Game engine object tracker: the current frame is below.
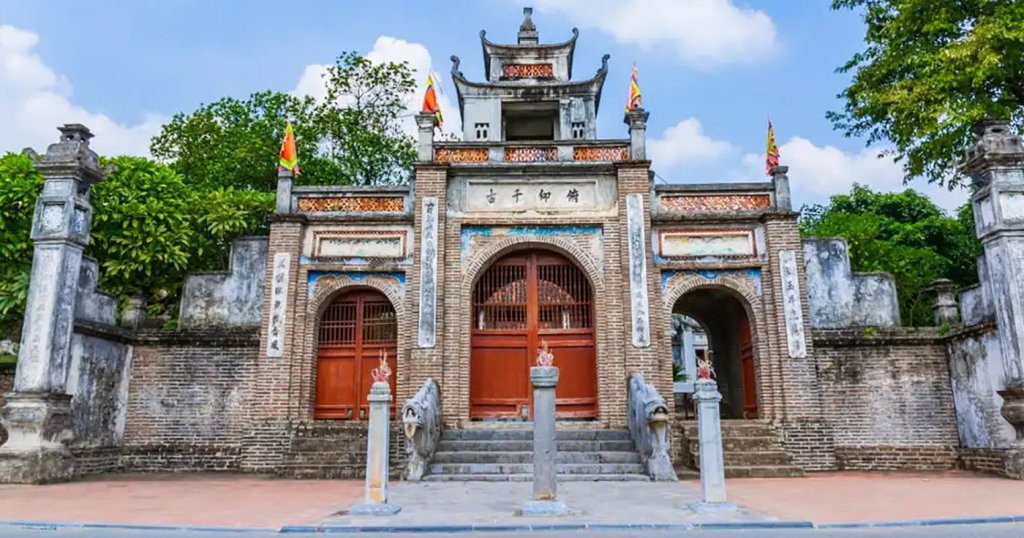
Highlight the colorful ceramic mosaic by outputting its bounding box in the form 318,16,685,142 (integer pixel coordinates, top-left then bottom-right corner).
434,147,490,163
659,194,771,212
503,63,554,79
505,146,558,162
297,196,404,213
573,145,628,161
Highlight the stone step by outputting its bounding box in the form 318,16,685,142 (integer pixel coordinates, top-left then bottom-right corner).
441,429,630,441
686,436,783,452
691,450,794,467
431,451,641,465
680,420,778,437
427,462,646,476
435,439,635,452
422,473,651,482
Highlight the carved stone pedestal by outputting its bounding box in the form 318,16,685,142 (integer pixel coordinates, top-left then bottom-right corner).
997,387,1024,479
0,392,75,484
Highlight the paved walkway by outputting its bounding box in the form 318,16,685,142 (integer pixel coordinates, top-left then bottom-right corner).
0,471,1022,530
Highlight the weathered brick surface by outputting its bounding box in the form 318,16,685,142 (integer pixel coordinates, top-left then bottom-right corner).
0,368,13,446
959,447,1009,476
811,328,959,471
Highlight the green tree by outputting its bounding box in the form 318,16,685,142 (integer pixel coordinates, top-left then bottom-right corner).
829,0,1024,187
0,153,44,339
801,185,981,325
151,51,416,190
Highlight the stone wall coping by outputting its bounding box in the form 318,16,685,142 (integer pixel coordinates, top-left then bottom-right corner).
292,185,411,195
654,182,774,193
302,213,414,224
132,328,260,347
435,139,631,148
945,321,998,340
74,320,134,344
812,327,945,346
651,212,782,223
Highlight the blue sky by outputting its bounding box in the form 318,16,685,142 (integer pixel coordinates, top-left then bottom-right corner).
0,0,970,211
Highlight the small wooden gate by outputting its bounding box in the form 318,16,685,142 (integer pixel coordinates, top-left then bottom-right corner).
315,290,397,419
470,250,597,419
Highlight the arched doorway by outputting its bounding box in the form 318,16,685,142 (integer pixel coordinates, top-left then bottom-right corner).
470,249,597,419
672,287,758,419
315,289,397,419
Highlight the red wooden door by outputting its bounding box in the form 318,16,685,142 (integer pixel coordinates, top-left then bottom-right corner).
315,290,397,419
471,251,597,419
738,313,758,418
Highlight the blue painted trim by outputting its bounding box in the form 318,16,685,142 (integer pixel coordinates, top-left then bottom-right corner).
307,271,406,298
661,268,763,295
460,225,603,266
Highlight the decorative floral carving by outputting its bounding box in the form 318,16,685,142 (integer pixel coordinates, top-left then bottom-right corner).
535,340,554,367
505,146,558,162
371,350,393,383
297,196,404,213
503,63,554,79
573,145,628,161
659,194,771,212
434,147,489,163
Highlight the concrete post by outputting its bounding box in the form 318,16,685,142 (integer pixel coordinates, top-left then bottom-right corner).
415,113,437,163
770,165,792,211
120,295,147,330
959,120,1024,477
0,124,105,484
624,108,649,161
929,278,960,326
691,378,735,509
521,366,568,516
275,170,293,214
350,379,400,516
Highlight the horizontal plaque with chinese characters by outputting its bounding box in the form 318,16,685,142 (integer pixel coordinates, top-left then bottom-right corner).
779,250,807,359
466,182,597,212
313,231,406,259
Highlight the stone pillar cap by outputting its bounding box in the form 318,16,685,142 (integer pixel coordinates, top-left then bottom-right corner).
530,366,559,387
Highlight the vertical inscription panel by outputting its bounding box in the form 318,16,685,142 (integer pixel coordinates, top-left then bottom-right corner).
418,197,439,348
626,193,651,347
266,253,291,358
779,250,807,358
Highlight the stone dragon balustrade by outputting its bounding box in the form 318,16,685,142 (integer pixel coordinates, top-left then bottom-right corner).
401,379,442,481
627,373,677,481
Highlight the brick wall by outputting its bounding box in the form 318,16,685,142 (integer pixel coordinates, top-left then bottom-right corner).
0,367,12,446
812,328,960,471
122,329,259,472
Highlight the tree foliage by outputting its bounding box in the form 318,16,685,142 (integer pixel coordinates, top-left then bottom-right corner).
801,185,981,326
830,0,1024,187
151,51,416,190
0,153,44,338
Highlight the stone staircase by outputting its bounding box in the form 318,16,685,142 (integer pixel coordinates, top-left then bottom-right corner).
678,420,803,478
423,427,651,481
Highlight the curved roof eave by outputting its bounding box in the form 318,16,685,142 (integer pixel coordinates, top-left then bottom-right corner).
480,28,579,80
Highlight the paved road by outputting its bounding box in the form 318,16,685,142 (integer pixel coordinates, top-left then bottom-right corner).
1,522,1022,538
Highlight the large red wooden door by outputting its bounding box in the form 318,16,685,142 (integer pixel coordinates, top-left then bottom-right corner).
471,250,597,419
315,290,397,419
738,313,758,418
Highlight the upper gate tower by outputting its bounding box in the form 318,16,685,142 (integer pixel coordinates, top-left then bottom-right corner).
452,7,608,142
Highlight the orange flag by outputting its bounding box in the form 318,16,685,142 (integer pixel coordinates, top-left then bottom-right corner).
625,63,642,112
278,122,299,175
421,73,443,128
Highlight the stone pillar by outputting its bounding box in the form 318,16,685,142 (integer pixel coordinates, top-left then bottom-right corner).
350,379,401,516
624,108,650,161
522,366,568,516
415,113,437,163
120,295,147,330
692,378,732,508
929,278,960,326
959,119,1024,478
0,124,105,484
770,165,792,211
275,169,293,214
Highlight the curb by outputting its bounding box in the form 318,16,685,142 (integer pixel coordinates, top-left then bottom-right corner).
283,520,817,533
0,520,277,534
817,514,1024,529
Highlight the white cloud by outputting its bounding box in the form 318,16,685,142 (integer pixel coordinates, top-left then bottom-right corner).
648,117,735,167
738,136,970,212
292,35,461,137
533,0,777,66
0,25,164,157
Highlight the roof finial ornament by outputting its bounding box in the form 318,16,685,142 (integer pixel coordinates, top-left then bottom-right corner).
518,7,539,45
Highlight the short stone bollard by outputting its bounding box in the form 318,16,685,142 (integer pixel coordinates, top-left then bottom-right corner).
689,373,737,512
349,356,400,516
521,362,568,516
